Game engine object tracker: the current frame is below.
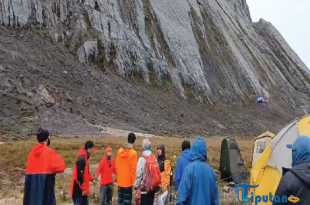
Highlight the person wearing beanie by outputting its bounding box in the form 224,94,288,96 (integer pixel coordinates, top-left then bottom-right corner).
23,127,66,205
96,147,116,205
157,144,172,192
175,140,192,191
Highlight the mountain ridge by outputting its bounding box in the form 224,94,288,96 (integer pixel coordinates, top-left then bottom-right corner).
0,0,309,137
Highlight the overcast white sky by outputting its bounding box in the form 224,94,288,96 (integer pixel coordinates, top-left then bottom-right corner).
247,0,310,69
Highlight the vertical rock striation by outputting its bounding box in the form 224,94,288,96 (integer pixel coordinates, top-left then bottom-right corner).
0,0,309,103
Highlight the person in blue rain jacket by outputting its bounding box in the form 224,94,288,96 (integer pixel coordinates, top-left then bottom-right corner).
273,135,310,205
175,140,191,191
177,137,219,205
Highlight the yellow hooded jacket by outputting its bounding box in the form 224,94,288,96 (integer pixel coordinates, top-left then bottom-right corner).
160,160,172,192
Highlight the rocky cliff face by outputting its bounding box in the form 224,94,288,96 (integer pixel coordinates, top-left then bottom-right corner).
0,0,309,136
1,0,309,102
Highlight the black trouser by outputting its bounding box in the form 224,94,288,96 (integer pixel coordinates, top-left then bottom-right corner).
141,192,155,205
100,183,114,205
72,196,89,205
118,186,132,205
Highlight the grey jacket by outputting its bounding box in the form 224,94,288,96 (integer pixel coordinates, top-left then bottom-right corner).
134,150,152,190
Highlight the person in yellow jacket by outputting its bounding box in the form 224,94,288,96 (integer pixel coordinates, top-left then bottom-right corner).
157,144,172,192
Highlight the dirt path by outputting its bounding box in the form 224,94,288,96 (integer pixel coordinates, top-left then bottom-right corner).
92,125,164,138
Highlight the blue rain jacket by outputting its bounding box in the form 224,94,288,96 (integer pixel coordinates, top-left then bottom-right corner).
291,135,310,167
177,138,219,205
273,135,310,205
175,149,191,191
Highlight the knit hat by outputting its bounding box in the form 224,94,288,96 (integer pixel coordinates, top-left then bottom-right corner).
106,147,112,153
37,128,49,143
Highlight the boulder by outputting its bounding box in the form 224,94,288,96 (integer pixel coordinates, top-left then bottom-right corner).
38,85,55,107
77,41,99,65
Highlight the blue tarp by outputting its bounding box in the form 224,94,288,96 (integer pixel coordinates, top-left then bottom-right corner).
257,97,264,103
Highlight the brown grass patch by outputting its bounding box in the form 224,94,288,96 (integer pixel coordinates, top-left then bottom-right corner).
0,136,254,204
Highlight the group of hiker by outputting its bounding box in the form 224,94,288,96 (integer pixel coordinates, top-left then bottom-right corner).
21,127,310,205
22,128,219,205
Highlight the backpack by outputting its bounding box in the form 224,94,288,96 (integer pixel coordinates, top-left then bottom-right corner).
143,154,161,193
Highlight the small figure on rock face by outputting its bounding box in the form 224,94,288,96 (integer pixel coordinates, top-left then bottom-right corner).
257,96,265,104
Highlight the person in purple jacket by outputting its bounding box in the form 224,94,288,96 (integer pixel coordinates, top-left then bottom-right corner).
175,140,192,191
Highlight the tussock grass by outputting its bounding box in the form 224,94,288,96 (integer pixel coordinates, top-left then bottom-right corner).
0,136,253,173
0,136,254,204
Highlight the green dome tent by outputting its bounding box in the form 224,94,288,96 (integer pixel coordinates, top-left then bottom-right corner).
219,139,247,184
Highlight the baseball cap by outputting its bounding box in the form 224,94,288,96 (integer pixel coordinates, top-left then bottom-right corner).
286,144,293,149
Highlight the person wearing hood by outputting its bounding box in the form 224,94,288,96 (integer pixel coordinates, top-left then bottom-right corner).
115,133,138,205
177,138,219,205
157,144,172,192
96,147,116,205
23,128,65,205
175,140,191,191
273,135,310,205
71,141,97,205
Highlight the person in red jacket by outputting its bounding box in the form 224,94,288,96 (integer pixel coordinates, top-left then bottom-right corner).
23,128,65,205
71,141,97,205
96,147,116,205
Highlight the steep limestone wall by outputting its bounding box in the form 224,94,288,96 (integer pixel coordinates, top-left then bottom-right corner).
1,0,309,104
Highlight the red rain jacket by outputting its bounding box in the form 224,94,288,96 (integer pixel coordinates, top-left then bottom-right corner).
71,148,94,196
23,143,65,205
96,155,116,186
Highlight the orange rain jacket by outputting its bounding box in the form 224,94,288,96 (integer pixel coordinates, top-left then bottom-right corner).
115,143,138,187
23,143,65,205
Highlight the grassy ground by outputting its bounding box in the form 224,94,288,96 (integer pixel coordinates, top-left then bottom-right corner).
0,136,254,204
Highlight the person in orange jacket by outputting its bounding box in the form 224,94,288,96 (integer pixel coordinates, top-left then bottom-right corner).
157,144,172,192
23,128,65,205
115,133,138,205
71,141,97,205
96,147,116,205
